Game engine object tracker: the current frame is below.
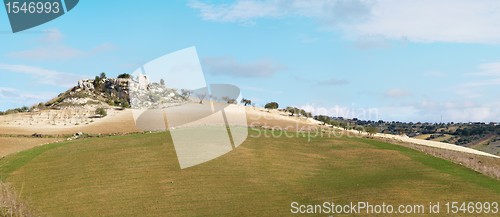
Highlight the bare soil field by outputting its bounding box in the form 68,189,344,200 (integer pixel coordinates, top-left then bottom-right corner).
0,105,319,136
0,137,62,158
0,109,139,135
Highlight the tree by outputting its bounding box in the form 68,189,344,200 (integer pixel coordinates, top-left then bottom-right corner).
221,96,236,104
160,79,165,86
240,98,252,106
397,128,406,135
95,108,107,117
355,126,364,133
314,115,331,123
180,89,192,100
366,126,378,137
117,73,131,79
196,93,207,104
100,72,107,80
93,76,101,86
286,107,298,116
120,99,130,109
299,109,312,118
339,122,347,130
264,102,279,110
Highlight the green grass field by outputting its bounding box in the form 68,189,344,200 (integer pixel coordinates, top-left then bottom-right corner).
1,130,499,216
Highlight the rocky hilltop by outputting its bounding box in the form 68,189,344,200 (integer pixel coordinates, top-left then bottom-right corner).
42,77,129,109
0,73,191,128
45,73,189,110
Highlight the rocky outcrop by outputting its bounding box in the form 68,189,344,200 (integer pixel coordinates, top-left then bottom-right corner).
75,78,130,97
52,75,189,109
129,76,187,109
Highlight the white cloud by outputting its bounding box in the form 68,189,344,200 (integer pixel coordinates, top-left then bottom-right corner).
454,61,500,98
188,0,284,25
298,34,319,44
0,87,57,111
301,103,380,120
190,0,500,44
316,78,349,86
0,63,87,88
8,28,116,60
357,0,500,43
189,0,372,25
40,28,64,43
413,99,500,123
294,76,350,86
473,62,500,77
423,70,446,78
0,87,54,101
461,78,500,88
203,57,283,77
301,100,500,123
90,43,117,54
0,87,19,98
384,88,411,98
9,45,85,60
240,85,283,94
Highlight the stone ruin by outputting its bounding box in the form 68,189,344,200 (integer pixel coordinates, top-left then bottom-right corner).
129,73,189,109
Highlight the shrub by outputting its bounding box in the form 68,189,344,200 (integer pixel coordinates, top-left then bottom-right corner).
106,99,115,106
95,108,107,117
264,102,279,110
117,73,131,79
120,99,130,109
366,126,378,136
241,98,252,106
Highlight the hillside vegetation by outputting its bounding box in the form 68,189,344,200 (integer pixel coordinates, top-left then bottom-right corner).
313,115,500,156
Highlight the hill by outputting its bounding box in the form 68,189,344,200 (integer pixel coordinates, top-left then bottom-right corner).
313,115,500,156
1,131,499,216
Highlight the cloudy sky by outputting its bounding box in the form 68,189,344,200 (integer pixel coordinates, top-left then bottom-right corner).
0,0,499,122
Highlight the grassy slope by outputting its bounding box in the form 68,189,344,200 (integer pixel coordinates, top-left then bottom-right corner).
0,131,499,216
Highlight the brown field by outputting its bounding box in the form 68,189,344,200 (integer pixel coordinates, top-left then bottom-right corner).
413,133,453,142
0,106,318,136
0,137,62,158
0,109,139,135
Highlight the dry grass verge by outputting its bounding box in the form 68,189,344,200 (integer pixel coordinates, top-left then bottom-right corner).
0,181,33,217
377,137,500,180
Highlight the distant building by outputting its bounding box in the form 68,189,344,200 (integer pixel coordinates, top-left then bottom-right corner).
137,74,150,90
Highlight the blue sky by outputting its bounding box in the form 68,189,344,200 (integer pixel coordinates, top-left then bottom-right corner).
0,0,499,122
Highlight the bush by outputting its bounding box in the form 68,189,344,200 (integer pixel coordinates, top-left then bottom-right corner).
366,126,378,136
120,99,130,109
95,108,107,117
117,73,131,79
264,102,279,110
241,98,252,106
106,99,115,106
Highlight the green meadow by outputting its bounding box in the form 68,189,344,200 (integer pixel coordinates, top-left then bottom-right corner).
0,130,499,216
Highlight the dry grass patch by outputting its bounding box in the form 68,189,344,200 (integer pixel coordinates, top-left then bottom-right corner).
0,137,62,158
0,181,33,217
